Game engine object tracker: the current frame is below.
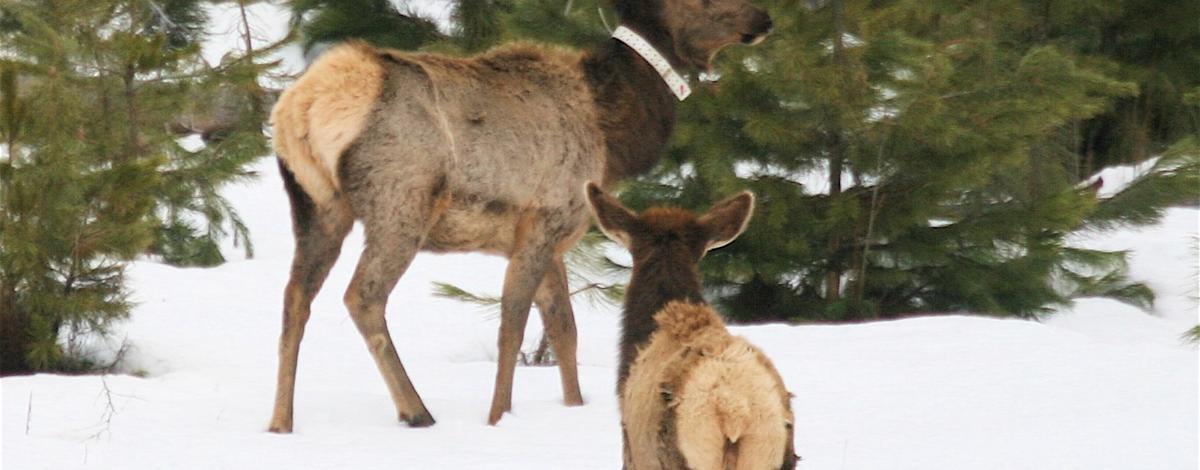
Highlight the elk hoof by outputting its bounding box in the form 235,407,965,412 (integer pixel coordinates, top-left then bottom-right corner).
267,423,293,434
487,408,506,426
401,412,436,428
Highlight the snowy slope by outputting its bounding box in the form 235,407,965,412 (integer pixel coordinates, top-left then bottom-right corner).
4,3,1198,469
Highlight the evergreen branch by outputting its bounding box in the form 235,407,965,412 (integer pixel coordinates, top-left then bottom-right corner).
431,282,501,307
431,235,630,314
1183,325,1200,345
569,282,617,297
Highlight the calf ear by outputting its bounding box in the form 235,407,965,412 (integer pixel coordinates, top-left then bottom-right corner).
697,191,754,252
584,182,637,247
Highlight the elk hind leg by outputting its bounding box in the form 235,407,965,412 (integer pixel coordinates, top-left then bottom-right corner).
532,256,583,407
343,187,445,427
488,216,557,425
269,161,353,433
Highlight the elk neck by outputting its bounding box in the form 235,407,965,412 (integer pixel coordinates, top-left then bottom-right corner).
582,25,683,186
616,249,706,387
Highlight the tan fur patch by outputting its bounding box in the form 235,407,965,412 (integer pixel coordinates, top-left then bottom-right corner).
622,331,679,470
623,301,791,470
676,341,789,469
653,301,725,344
271,42,385,204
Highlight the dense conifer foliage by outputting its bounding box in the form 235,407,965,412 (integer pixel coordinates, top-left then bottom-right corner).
0,0,274,373
293,0,1196,322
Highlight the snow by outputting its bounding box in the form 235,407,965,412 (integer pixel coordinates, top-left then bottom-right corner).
394,0,456,32
4,156,1195,470
3,3,1198,469
1065,207,1199,328
734,160,863,196
1080,157,1161,199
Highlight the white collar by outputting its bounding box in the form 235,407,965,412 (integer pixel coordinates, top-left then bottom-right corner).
611,26,691,101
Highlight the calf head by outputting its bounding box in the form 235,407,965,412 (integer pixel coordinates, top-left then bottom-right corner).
584,182,754,268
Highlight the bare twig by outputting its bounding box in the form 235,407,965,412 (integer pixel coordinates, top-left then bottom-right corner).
597,6,613,33
520,335,555,366
238,1,255,58
854,131,889,306
144,0,179,31
86,376,118,441
99,337,133,374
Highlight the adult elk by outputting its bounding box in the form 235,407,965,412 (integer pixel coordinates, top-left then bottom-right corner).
267,0,772,431
585,183,797,469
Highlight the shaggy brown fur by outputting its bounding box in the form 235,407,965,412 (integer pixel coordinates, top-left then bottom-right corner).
267,0,772,432
585,183,796,470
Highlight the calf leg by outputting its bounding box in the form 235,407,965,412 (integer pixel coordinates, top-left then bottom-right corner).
269,165,353,433
533,256,583,407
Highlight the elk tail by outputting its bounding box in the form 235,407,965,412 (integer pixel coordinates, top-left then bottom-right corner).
270,41,384,206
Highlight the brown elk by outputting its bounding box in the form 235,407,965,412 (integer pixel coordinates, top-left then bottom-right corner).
266,0,773,431
585,183,796,469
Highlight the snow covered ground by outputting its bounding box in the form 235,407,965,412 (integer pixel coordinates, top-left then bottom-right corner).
3,2,1198,469
3,157,1196,470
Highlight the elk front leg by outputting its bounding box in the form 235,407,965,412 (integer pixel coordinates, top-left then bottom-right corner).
488,218,556,425
533,256,583,407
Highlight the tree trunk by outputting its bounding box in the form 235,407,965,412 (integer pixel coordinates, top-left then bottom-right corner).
238,0,265,117
824,0,848,305
122,64,140,161
825,148,843,304
0,285,32,376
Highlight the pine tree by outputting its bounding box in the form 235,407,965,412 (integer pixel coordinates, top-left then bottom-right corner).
619,0,1195,321
0,0,272,373
290,0,443,54
1052,0,1200,174
501,0,610,47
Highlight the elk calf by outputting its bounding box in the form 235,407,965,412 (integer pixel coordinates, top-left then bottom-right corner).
585,183,796,470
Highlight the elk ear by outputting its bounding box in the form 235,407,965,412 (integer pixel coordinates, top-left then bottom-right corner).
697,191,754,252
585,182,637,247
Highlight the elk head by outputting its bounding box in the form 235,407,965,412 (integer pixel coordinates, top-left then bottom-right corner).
612,0,773,72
